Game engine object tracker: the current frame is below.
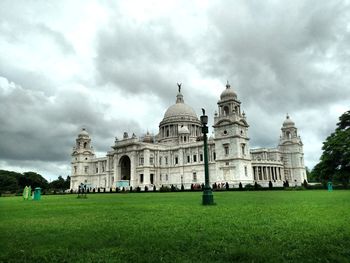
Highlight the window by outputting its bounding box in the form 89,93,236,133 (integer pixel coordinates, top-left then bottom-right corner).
200,154,203,162
85,157,88,160
102,165,105,172
159,157,162,165
223,130,228,135
175,156,178,164
74,166,77,173
166,174,168,181
241,144,246,156
224,145,229,155
150,174,154,184
150,157,154,165
245,166,248,177
96,167,98,173
166,129,169,137
140,174,144,184
83,142,87,148
165,157,168,165
160,174,162,181
193,172,197,182
223,106,229,116
193,155,197,162
139,157,144,165
84,166,88,174
213,152,216,160
187,156,190,163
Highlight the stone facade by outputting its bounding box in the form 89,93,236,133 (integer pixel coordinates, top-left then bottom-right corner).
70,83,307,190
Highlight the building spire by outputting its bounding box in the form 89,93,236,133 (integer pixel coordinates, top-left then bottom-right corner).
226,80,230,89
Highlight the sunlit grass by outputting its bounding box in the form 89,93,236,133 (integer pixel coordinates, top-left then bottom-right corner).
1,191,349,262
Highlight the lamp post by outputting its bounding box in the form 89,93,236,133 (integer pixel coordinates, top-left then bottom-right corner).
200,108,214,205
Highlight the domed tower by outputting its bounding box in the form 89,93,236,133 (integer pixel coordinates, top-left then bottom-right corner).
70,128,95,189
213,82,253,184
278,114,307,185
158,84,202,144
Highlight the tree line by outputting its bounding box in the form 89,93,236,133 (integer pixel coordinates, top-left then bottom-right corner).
0,170,70,194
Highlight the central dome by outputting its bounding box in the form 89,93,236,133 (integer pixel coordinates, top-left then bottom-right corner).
162,88,198,121
164,103,197,119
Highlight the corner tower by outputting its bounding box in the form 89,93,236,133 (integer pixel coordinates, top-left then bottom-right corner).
278,115,307,184
70,128,95,189
213,82,253,184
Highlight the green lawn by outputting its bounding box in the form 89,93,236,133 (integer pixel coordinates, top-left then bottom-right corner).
0,191,349,262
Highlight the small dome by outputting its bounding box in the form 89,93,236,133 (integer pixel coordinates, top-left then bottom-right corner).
178,125,190,134
78,128,89,137
143,131,154,143
283,114,295,127
220,82,237,101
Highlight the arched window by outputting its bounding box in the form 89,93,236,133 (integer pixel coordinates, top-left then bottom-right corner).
223,106,229,116
83,142,87,148
286,131,291,139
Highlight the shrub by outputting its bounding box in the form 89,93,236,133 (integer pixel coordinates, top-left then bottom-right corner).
160,185,171,192
136,186,141,192
153,185,156,192
225,182,229,190
130,186,133,192
181,184,184,191
254,182,262,190
239,182,243,190
144,186,148,192
244,184,254,190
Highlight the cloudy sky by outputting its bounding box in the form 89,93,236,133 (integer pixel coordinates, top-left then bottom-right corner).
0,0,349,181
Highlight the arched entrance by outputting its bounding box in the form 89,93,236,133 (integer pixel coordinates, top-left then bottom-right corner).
119,155,131,180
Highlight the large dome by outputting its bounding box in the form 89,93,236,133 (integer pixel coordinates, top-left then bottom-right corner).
162,89,198,121
220,82,237,100
163,103,197,120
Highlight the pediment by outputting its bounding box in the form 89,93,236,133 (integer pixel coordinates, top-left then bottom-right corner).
214,119,233,126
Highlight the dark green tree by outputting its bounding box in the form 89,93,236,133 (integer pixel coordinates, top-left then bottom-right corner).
50,176,66,191
0,174,18,193
21,172,49,190
313,110,350,186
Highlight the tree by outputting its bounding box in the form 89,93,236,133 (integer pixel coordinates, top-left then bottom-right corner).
50,176,66,191
0,174,18,193
313,110,350,186
22,172,49,190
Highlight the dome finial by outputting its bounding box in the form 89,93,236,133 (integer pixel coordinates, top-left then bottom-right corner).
286,113,289,119
226,80,230,89
176,83,184,103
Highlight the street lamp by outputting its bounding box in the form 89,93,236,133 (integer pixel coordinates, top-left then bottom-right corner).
200,108,214,205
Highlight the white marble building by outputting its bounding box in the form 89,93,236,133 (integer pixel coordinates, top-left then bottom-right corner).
70,83,307,190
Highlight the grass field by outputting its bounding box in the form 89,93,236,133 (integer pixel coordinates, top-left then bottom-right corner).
1,191,349,262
